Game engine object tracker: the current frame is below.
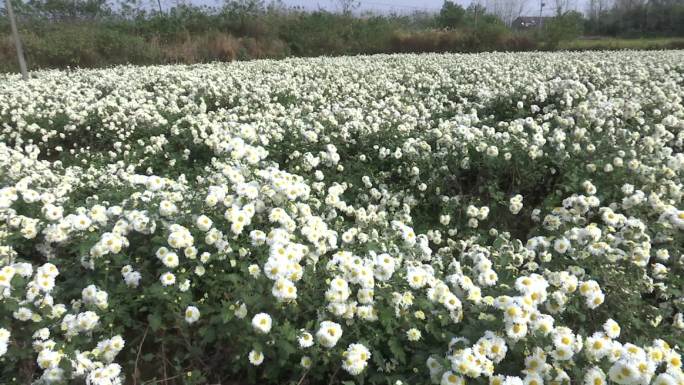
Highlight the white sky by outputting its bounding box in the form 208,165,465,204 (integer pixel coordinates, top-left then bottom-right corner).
276,0,586,15
1,0,588,16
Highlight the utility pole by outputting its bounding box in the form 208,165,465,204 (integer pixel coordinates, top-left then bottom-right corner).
4,0,28,80
538,0,545,31
157,0,163,14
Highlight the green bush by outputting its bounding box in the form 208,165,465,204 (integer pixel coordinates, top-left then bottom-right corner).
18,24,159,69
544,11,585,49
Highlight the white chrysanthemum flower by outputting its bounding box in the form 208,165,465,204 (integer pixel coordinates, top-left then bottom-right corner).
298,331,314,348
342,343,371,375
406,328,422,342
248,350,264,366
251,313,272,334
184,306,200,324
316,321,342,348
604,319,621,339
160,272,176,286
196,215,213,232
300,355,312,368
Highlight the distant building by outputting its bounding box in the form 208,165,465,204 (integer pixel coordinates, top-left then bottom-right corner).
512,16,553,29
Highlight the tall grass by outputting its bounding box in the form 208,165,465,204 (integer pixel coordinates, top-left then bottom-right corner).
559,37,684,50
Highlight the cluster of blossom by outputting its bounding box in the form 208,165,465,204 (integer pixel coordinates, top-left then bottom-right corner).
120,265,141,287
323,251,380,318
263,239,307,302
465,205,490,228
0,262,32,297
0,51,683,384
30,328,124,384
342,343,372,375
95,335,126,363
509,194,524,215
81,285,109,310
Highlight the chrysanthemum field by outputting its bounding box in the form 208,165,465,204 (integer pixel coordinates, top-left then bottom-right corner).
1,51,683,385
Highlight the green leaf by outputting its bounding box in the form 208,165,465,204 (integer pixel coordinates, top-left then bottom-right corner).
388,337,406,364
201,326,216,343
221,307,234,323
379,308,395,332
148,313,162,332
281,321,296,340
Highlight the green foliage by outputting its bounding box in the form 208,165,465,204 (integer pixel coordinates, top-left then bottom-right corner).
19,24,160,68
586,0,684,37
543,11,585,49
438,1,466,29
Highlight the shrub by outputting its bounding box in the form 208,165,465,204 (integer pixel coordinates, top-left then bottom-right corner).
544,11,585,49
438,1,466,29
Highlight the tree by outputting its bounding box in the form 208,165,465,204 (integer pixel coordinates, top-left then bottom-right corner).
223,0,265,13
466,1,488,17
25,0,112,20
587,0,611,19
438,1,466,28
553,0,576,15
485,0,528,26
466,1,488,27
586,0,611,33
336,0,359,14
545,10,585,47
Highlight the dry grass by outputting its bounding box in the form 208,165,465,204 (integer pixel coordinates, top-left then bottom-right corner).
389,29,536,54
112,32,289,65
152,33,242,63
